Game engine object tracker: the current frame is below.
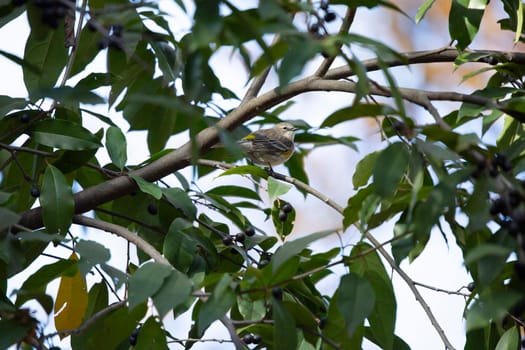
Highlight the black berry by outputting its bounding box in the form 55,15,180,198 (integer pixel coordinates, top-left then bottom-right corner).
244,226,255,236
490,198,505,215
87,19,97,32
278,210,288,221
222,235,234,246
324,11,336,22
258,258,270,268
129,326,140,346
147,203,157,215
30,186,40,198
509,190,522,207
20,113,30,123
282,203,293,213
318,317,327,329
111,24,123,37
235,232,246,243
272,287,283,300
252,334,262,344
467,282,475,292
97,38,109,50
242,334,255,344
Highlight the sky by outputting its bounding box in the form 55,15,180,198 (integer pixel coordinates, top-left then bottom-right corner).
0,1,495,349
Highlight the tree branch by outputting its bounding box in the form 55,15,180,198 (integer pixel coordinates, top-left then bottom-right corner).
18,48,525,231
72,215,171,266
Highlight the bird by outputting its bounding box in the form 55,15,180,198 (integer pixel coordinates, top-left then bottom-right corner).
237,122,298,168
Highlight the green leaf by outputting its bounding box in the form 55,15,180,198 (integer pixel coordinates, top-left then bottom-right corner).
163,187,197,219
278,36,321,86
106,126,127,170
163,218,197,273
205,185,261,201
273,297,297,350
135,317,169,350
197,274,236,335
353,151,379,189
336,274,375,337
76,240,111,276
267,176,292,203
40,165,74,235
32,86,105,105
23,4,68,95
71,302,146,350
129,174,163,200
18,259,76,293
69,23,103,78
272,230,333,272
152,269,193,317
449,0,487,50
466,290,521,331
349,242,396,350
495,326,519,350
373,142,409,197
0,95,27,118
0,208,20,231
128,262,173,310
415,0,436,23
30,119,102,150
321,104,397,128
0,318,37,350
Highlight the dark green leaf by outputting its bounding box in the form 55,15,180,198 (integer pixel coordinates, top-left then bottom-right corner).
197,274,236,335
152,269,193,317
106,126,127,170
23,4,68,95
353,151,379,189
273,297,297,350
271,199,296,239
349,242,396,350
135,317,169,350
128,262,173,310
129,174,162,200
76,240,111,276
449,0,487,50
163,187,197,219
272,230,333,272
373,142,409,197
0,95,27,119
32,86,105,105
163,218,197,273
30,119,102,150
336,274,375,336
321,104,397,128
40,165,74,235
71,302,146,350
0,318,37,350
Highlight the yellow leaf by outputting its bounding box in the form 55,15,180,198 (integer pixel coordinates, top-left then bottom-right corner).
54,252,88,338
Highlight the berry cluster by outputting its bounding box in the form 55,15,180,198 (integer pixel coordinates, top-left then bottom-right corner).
222,226,256,246
278,202,293,222
33,0,73,29
242,333,262,345
472,153,513,178
307,0,337,37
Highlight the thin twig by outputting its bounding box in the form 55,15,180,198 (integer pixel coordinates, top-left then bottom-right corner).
314,8,356,77
44,300,126,339
414,281,471,297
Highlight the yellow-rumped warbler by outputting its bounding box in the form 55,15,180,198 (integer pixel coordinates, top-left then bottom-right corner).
238,122,298,167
